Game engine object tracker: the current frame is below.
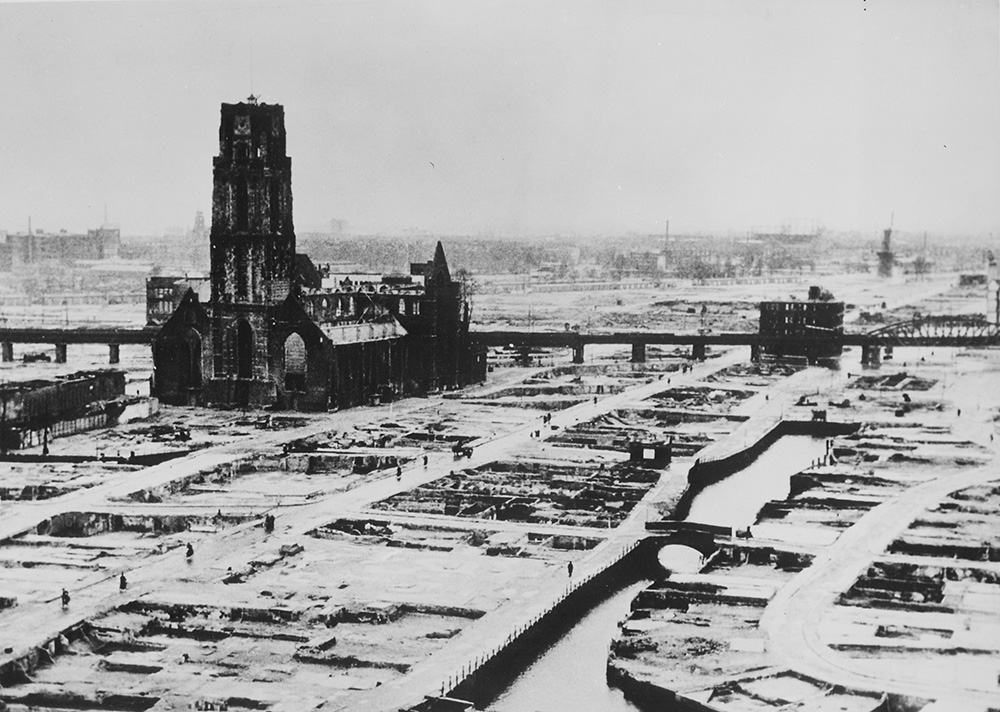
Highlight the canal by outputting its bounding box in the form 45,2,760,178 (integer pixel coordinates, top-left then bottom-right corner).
481,433,829,710
485,580,649,712
683,434,829,529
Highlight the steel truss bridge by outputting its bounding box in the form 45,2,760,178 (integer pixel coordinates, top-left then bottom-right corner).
0,316,997,365
859,314,1000,347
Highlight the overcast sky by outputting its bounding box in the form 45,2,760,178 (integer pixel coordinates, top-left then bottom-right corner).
1,0,997,238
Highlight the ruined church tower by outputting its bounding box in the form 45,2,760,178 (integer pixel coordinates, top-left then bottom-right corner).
208,98,295,402
210,98,295,304
152,97,486,411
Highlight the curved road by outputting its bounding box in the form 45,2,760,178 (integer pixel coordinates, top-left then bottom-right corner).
760,457,1000,707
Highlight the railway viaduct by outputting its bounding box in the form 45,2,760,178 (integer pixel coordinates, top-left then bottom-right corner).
0,315,997,367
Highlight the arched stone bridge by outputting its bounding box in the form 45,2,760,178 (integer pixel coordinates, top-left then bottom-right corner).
644,521,728,558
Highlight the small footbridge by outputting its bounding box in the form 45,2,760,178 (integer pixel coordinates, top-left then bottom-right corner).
643,520,729,558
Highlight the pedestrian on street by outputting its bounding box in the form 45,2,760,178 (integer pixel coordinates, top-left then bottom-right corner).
423,454,428,467
61,589,70,609
567,562,574,578
119,574,128,591
186,543,194,559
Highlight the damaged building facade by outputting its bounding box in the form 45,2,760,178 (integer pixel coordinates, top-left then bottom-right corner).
758,285,845,363
153,99,485,411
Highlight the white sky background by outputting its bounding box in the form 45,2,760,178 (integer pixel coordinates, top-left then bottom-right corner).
0,0,997,238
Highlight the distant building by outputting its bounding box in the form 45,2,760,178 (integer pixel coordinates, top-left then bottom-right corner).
191,211,208,242
0,225,120,270
329,218,349,236
88,225,121,260
758,286,844,363
152,98,485,411
750,230,819,246
957,274,987,287
877,227,894,278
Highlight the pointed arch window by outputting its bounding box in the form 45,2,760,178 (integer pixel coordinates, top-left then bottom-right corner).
234,177,249,231
284,333,307,391
234,320,254,378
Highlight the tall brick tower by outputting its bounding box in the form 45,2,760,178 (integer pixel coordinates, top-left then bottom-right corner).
208,96,295,403
211,97,294,304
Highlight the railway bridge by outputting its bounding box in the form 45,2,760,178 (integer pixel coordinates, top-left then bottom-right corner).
0,315,996,367
473,315,1000,365
0,326,159,364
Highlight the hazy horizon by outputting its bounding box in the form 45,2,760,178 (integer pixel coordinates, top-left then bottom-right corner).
1,0,998,239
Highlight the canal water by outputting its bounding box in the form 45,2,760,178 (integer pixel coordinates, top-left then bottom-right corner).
683,434,828,529
485,580,648,712
483,433,828,710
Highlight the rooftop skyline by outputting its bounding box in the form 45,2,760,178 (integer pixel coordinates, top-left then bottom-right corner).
1,0,998,238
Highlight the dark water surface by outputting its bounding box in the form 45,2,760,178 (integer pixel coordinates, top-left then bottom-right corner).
484,580,648,712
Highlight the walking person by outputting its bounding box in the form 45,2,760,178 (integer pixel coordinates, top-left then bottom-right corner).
119,573,128,591
61,588,70,609
567,561,574,578
186,543,194,560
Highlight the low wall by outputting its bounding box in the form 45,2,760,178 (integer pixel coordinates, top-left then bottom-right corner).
0,450,189,466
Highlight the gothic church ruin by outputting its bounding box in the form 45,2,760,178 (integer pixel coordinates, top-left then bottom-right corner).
153,98,485,410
